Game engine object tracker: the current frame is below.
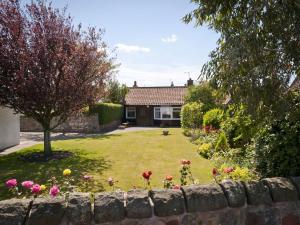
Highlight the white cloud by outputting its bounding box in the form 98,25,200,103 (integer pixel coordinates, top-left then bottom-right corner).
161,34,178,43
115,43,151,53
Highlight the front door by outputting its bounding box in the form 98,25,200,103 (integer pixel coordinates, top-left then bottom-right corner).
136,107,152,126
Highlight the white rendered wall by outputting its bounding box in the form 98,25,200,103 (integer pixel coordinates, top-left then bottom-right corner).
0,107,20,150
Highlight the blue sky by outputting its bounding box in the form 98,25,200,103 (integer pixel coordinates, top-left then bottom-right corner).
26,0,220,86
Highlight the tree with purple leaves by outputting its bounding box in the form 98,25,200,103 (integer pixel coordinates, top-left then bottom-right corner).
0,0,113,156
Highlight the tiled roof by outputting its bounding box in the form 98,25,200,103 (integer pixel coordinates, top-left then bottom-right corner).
124,86,187,105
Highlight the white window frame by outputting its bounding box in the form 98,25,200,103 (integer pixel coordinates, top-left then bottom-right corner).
126,107,136,119
153,106,181,120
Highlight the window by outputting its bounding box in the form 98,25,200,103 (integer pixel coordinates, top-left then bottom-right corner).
126,107,136,119
154,107,181,120
172,107,181,119
154,107,161,119
161,107,172,119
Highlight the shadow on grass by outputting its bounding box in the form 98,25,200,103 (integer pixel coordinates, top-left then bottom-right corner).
0,148,112,200
21,132,122,142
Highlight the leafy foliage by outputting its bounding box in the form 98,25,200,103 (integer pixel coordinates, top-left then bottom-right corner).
0,0,113,155
221,105,254,148
180,102,204,129
215,132,229,153
203,108,224,129
185,82,216,112
184,0,300,118
255,118,300,177
104,77,129,103
214,164,256,182
89,103,123,125
198,143,213,159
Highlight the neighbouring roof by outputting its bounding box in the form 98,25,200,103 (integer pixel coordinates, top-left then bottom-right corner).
124,86,188,106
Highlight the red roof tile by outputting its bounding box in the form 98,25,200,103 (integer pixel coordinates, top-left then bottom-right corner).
125,86,187,105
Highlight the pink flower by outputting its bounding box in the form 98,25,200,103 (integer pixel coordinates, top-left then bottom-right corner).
31,184,41,194
173,184,181,190
108,177,114,186
5,179,17,188
21,181,34,189
83,175,92,181
49,185,60,197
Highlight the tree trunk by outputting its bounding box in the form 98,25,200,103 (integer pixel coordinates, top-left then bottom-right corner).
43,129,52,156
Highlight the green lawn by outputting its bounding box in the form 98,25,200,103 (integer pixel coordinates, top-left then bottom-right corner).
0,128,213,200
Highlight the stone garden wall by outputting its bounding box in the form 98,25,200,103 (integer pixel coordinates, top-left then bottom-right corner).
1,177,300,225
20,115,121,133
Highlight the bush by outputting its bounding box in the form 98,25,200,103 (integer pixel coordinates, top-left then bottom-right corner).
214,164,256,182
255,118,300,177
203,108,224,129
181,102,204,129
221,105,254,148
198,143,213,159
215,132,229,153
89,103,123,125
184,82,216,112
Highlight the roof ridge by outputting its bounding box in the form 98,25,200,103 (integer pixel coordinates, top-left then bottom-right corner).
129,86,187,89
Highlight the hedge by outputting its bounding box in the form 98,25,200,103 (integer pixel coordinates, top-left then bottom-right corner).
89,103,123,125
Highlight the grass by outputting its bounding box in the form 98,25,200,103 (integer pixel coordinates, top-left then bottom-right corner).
0,128,213,200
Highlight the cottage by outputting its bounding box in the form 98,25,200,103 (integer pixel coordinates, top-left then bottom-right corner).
124,79,193,126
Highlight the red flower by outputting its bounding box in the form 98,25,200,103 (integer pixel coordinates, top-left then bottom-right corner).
212,168,218,176
223,167,234,173
165,175,173,181
173,184,181,190
142,171,152,180
181,159,191,165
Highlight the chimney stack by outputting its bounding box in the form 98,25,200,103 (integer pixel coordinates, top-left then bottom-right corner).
170,81,174,87
133,81,137,87
187,78,193,86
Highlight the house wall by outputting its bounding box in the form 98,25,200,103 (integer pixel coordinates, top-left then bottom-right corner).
20,114,120,133
0,107,20,150
124,105,181,127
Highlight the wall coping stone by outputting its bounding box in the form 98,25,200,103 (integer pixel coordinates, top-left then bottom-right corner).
126,189,152,219
0,198,31,225
182,184,228,212
1,177,300,224
290,177,300,198
150,189,185,217
243,180,273,205
262,177,298,202
220,179,246,207
94,192,125,223
26,197,65,225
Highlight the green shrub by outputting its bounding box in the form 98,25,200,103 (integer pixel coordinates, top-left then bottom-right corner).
221,105,254,148
255,118,300,177
89,103,123,125
181,102,204,129
198,143,213,159
214,164,257,182
215,132,229,152
203,108,224,129
184,82,216,112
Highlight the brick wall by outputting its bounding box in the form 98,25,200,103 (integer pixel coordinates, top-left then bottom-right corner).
20,115,120,133
1,177,300,225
